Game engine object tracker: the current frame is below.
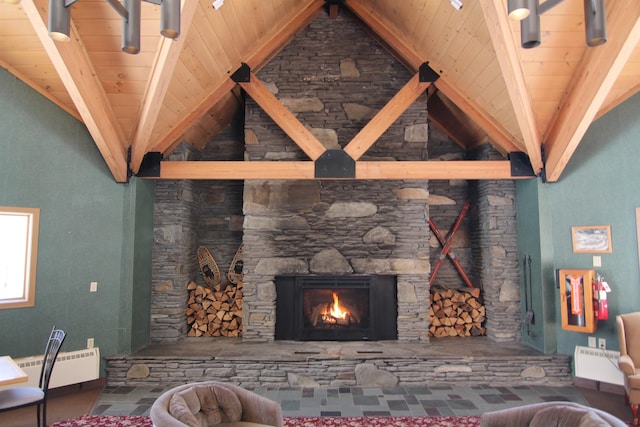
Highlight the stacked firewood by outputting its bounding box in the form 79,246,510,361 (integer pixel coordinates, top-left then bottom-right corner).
429,284,486,337
186,281,243,337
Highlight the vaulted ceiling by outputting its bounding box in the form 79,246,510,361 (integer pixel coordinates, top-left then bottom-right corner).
1,0,639,183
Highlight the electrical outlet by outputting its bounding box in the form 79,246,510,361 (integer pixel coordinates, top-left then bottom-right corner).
87,338,94,348
593,256,602,267
90,281,98,292
588,336,596,348
598,338,606,350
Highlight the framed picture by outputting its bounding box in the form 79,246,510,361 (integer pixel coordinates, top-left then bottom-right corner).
571,225,612,253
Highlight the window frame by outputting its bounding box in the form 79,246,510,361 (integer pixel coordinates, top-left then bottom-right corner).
0,206,40,309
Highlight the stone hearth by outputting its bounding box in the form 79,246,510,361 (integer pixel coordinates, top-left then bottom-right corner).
105,338,571,388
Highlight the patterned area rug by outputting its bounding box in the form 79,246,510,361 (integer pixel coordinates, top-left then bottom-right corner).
51,415,482,426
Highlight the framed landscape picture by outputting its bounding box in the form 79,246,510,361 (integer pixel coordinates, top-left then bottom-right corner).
572,225,612,253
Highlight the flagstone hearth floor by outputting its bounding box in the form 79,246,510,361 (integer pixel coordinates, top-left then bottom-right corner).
93,383,592,418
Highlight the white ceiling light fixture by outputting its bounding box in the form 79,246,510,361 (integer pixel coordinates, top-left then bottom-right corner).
48,0,182,54
450,0,462,10
507,0,607,49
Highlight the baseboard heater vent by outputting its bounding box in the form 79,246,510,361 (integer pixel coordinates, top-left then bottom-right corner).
11,348,100,389
574,345,623,385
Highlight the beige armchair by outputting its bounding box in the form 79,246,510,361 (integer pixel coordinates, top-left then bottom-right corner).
150,381,283,427
480,401,627,427
617,312,640,426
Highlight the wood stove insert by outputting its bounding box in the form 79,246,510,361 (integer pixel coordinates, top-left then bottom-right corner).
275,275,397,341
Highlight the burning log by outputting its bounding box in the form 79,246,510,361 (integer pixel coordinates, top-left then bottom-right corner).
429,284,485,338
186,281,243,337
307,292,361,328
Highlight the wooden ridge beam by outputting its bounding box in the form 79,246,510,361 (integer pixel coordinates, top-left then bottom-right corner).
344,72,430,160
157,160,529,181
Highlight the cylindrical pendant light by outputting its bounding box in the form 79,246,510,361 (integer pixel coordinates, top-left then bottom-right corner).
508,0,531,20
160,0,181,39
48,0,71,42
122,0,141,54
520,0,540,48
584,0,607,47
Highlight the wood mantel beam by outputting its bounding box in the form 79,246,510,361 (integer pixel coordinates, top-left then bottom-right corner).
158,160,529,180
237,72,327,161
343,73,430,161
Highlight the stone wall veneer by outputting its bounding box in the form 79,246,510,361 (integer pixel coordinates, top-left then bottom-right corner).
241,180,432,342
240,11,433,342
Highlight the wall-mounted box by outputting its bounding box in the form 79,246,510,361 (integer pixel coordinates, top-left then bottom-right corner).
558,269,597,333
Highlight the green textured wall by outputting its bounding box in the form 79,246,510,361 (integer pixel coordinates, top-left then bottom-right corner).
0,69,154,366
517,92,640,356
548,92,640,355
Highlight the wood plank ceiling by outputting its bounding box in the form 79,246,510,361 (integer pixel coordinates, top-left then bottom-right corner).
1,0,639,183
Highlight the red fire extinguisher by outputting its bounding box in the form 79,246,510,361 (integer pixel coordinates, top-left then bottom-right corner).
593,273,610,320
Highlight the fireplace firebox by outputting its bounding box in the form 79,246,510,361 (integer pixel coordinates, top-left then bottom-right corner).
275,275,397,341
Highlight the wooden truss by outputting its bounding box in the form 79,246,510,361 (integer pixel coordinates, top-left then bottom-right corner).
140,63,534,181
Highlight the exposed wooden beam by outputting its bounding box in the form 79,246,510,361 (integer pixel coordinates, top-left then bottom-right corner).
161,161,315,180
344,0,520,156
158,160,527,180
479,0,542,174
544,2,640,182
129,0,199,175
343,73,430,160
22,0,129,182
238,72,327,161
149,0,324,158
356,161,528,180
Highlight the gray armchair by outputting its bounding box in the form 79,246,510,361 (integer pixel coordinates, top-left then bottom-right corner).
150,381,283,427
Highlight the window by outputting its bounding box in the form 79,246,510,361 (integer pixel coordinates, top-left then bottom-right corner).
0,206,40,309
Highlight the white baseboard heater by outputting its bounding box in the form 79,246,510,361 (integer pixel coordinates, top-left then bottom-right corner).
4,348,100,389
574,345,623,386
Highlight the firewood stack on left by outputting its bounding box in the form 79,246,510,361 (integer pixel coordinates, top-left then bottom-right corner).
186,281,243,337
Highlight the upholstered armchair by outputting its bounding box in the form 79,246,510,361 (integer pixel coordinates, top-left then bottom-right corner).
617,312,640,426
150,381,283,427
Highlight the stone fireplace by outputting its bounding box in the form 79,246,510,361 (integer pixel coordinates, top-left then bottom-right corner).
150,9,521,346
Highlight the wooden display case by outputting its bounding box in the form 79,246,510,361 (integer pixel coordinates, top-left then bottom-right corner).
558,269,597,333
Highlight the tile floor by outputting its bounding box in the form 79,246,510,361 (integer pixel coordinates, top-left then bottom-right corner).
92,383,590,418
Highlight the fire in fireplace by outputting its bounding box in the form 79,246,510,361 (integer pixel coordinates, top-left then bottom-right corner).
275,275,397,341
